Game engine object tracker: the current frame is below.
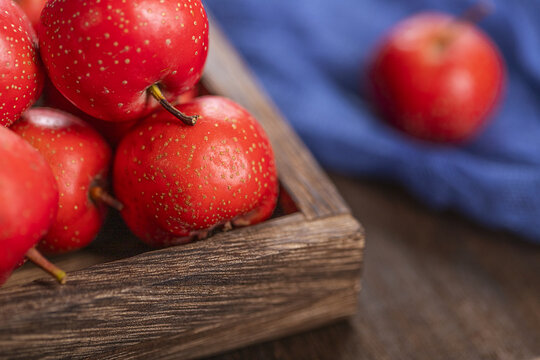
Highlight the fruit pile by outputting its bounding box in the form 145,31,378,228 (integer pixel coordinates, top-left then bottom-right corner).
0,0,279,286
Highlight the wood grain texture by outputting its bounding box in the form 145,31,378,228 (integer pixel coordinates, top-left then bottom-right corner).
207,175,540,360
0,213,363,360
202,17,350,220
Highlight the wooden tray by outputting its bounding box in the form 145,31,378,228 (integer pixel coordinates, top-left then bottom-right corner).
0,18,365,360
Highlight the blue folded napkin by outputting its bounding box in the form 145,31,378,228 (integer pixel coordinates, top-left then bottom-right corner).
204,0,540,243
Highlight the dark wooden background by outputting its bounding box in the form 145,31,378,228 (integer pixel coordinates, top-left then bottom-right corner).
208,174,540,360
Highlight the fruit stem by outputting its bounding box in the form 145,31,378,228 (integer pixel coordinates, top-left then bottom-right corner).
458,1,493,25
90,185,124,211
148,84,198,126
25,248,66,285
438,2,493,49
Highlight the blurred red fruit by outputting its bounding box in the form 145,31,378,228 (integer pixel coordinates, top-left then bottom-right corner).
369,12,505,143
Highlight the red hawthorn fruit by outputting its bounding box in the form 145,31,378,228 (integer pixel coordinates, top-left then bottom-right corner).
114,96,279,247
39,0,209,125
12,108,118,253
0,0,43,127
368,12,505,143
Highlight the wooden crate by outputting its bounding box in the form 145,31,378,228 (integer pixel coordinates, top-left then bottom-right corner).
0,19,365,360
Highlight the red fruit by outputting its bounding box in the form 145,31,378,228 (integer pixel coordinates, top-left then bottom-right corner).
14,0,46,32
0,0,44,127
369,12,505,143
40,0,209,125
12,108,118,253
0,126,58,285
114,96,278,247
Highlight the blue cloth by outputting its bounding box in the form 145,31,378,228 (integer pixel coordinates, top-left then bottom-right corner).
204,0,540,243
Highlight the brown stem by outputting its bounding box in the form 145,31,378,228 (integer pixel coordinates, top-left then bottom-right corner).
458,1,493,25
437,2,493,50
90,185,124,211
148,84,198,126
25,248,66,285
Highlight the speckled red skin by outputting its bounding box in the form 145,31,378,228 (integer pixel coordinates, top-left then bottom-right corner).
369,12,505,143
14,0,46,33
0,0,43,127
39,0,209,122
12,108,112,253
0,126,58,286
114,96,279,247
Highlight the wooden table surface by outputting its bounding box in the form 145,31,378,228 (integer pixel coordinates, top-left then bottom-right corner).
208,173,540,360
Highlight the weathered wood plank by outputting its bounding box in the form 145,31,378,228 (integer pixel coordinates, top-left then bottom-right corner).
0,213,363,360
2,200,302,289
